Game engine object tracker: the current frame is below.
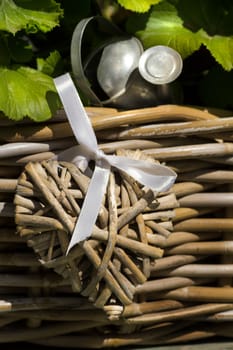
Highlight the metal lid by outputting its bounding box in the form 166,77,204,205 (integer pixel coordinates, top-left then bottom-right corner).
138,45,183,85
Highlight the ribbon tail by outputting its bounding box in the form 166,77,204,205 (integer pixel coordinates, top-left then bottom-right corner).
66,164,110,254
108,156,177,192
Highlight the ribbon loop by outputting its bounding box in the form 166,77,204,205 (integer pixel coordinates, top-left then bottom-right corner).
54,73,177,254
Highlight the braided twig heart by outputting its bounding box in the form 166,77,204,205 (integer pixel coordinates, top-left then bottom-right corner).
14,153,176,311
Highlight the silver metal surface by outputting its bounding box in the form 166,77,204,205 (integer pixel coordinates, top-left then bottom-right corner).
71,16,184,108
97,37,143,98
139,45,183,85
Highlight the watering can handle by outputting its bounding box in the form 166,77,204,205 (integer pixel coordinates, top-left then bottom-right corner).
70,16,123,106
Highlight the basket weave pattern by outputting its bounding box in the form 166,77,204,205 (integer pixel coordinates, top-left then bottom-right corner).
0,105,233,347
15,156,173,310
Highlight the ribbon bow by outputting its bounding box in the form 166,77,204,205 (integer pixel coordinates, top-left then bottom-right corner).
54,73,176,254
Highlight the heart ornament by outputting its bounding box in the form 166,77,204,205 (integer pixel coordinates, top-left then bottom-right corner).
14,154,174,312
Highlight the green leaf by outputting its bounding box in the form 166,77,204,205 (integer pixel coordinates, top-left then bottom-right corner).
0,66,61,121
117,0,162,13
0,0,63,34
135,2,201,57
37,50,63,76
175,0,233,36
131,1,233,70
202,34,233,71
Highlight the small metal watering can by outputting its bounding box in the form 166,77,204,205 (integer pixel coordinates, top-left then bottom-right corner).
71,16,183,109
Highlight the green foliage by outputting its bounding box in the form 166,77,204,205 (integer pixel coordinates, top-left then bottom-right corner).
37,50,63,76
0,0,232,121
204,35,233,71
0,0,63,34
0,0,63,121
125,0,233,109
0,66,60,121
129,0,233,71
117,0,162,13
128,2,201,58
0,0,91,121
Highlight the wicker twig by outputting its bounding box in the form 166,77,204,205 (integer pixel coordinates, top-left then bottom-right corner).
98,116,233,140
161,286,233,303
125,303,233,325
174,218,233,232
0,104,232,346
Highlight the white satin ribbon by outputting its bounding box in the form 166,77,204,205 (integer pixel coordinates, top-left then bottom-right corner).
54,73,177,254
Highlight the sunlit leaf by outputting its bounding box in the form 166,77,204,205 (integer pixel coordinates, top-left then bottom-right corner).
0,0,63,34
0,66,61,121
37,50,63,76
132,1,233,70
117,0,162,13
202,34,233,71
135,2,201,57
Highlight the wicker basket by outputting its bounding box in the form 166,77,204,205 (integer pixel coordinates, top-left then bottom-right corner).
0,104,233,348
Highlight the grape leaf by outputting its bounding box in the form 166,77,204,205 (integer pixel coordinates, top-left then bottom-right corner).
0,66,61,121
133,1,233,70
0,0,63,34
37,50,63,76
202,34,233,71
175,0,233,36
134,2,201,57
117,0,162,13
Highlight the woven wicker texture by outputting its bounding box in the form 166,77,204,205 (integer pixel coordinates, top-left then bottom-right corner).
0,105,232,346
14,154,176,310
